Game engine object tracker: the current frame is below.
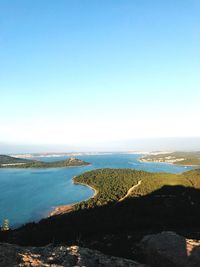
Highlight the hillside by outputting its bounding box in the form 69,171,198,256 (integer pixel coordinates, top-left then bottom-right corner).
140,151,200,166
2,168,200,261
0,155,90,168
73,168,200,209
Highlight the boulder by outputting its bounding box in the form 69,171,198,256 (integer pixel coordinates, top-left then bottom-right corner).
140,231,200,267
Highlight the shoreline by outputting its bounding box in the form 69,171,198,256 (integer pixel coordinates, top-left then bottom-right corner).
0,163,92,170
139,158,200,167
48,179,98,217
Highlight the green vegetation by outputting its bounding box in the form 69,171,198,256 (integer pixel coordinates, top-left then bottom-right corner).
73,168,200,210
140,151,200,166
0,155,90,168
74,169,147,209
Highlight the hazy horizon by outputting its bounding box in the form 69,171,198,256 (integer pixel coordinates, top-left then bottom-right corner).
1,1,200,150
1,137,200,154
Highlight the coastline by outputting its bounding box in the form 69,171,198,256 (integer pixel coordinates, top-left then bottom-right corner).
49,159,199,218
48,179,98,217
139,158,200,167
0,163,92,170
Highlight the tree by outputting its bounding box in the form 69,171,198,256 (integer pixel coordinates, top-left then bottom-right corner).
1,219,9,231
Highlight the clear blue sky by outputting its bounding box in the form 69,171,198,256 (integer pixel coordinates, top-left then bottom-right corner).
0,0,200,150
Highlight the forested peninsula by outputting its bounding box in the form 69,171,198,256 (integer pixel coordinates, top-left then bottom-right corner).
0,155,90,168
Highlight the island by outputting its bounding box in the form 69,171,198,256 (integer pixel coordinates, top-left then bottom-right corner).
0,155,90,168
140,151,200,166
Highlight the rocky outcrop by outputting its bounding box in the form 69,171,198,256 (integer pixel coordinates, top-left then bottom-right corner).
0,243,146,267
2,232,200,266
140,231,200,267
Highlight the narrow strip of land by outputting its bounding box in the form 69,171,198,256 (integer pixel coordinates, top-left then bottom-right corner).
48,181,97,217
119,180,142,202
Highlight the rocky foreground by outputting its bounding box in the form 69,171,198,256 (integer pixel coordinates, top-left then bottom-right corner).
1,232,200,267
0,243,145,267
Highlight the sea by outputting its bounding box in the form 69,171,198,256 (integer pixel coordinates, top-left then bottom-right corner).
0,153,196,228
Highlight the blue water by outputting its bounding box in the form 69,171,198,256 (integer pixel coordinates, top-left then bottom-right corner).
0,153,196,228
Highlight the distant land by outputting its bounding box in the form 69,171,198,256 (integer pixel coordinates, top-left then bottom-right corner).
9,152,118,158
140,151,200,166
0,155,90,168
1,137,200,154
8,151,200,167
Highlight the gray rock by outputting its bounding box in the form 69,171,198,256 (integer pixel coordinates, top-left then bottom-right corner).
140,231,200,267
0,243,146,267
